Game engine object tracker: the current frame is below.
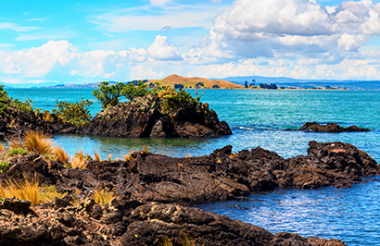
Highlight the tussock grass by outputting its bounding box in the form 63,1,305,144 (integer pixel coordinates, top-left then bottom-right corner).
92,188,115,204
70,150,87,169
53,146,69,162
107,154,112,162
24,130,54,156
160,233,204,246
0,174,65,205
0,142,6,150
94,151,101,161
142,144,150,153
123,149,135,161
42,110,54,122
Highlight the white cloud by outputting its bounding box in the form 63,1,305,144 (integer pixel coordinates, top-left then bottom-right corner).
0,22,40,32
150,0,170,6
90,4,226,32
184,0,380,64
147,35,182,61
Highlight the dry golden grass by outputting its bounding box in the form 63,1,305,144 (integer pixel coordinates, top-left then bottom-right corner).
9,119,16,127
42,111,54,122
0,174,65,205
53,146,69,162
94,151,101,161
229,153,238,158
149,74,244,89
71,152,87,169
0,143,5,151
123,149,135,161
24,130,54,156
160,233,204,246
92,188,115,204
185,153,192,157
107,154,112,162
142,144,150,153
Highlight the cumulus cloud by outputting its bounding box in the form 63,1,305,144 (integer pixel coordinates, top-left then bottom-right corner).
147,35,182,61
184,0,380,64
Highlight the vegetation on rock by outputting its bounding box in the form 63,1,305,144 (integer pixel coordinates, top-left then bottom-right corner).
52,99,93,126
92,81,125,108
0,85,35,114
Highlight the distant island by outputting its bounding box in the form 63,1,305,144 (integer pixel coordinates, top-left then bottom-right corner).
3,74,380,90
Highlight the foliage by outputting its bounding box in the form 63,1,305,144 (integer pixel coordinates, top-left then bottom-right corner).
42,110,54,122
92,188,115,204
0,161,10,174
121,81,149,101
92,82,125,108
53,99,93,126
70,150,87,169
24,130,54,156
0,174,65,205
157,87,197,113
8,147,27,156
0,85,34,113
53,147,69,162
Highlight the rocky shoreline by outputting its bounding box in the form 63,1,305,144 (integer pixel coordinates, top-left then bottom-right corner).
1,140,379,245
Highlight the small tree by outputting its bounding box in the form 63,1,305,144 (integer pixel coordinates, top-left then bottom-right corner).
121,81,149,101
92,82,125,108
53,99,93,126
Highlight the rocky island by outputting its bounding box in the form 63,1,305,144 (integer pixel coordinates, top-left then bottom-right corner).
290,122,370,133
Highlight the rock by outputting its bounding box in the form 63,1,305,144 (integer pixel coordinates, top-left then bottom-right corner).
79,94,232,138
0,197,32,214
297,122,370,133
120,203,346,246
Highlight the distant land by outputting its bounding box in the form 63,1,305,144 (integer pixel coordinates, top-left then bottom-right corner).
218,76,380,90
149,74,244,89
1,74,380,90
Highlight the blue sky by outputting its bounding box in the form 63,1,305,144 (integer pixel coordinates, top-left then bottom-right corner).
1,0,380,84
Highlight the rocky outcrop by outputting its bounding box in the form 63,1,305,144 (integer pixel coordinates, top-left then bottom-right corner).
2,141,378,206
79,95,232,138
2,141,372,245
0,107,77,140
0,197,345,246
297,122,370,133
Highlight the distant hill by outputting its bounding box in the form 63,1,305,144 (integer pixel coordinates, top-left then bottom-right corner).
149,74,243,89
219,76,380,90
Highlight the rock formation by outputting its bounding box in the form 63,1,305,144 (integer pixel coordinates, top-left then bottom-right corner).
79,94,232,138
297,122,370,133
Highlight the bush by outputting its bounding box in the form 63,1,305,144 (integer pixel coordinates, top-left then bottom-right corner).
92,82,125,108
157,87,197,113
0,161,10,174
8,148,27,156
0,85,35,113
121,81,149,101
53,99,93,126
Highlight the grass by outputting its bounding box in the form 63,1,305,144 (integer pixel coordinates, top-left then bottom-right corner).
24,130,54,156
0,143,6,150
92,188,115,204
94,151,101,161
8,136,22,149
42,110,54,122
161,233,204,246
70,150,87,169
53,146,69,162
0,174,65,205
8,147,27,157
123,149,135,161
107,154,112,161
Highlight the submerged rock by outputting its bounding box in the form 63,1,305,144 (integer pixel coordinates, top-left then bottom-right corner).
297,122,370,133
79,94,232,138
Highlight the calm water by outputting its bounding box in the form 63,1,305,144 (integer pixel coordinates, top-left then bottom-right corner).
6,88,380,245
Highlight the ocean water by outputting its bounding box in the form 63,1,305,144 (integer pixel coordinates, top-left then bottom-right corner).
6,88,380,244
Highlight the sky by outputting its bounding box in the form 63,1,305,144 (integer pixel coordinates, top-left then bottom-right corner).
1,0,380,85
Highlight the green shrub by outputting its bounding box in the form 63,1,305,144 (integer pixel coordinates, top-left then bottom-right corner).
121,81,150,101
0,161,10,174
8,148,27,157
92,82,125,108
0,85,34,113
52,99,93,126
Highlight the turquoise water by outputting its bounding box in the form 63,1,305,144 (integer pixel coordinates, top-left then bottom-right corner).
6,88,380,244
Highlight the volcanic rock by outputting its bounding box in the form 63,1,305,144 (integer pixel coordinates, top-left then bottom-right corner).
298,122,370,133
79,94,232,138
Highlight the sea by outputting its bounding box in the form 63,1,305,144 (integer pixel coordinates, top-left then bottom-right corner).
7,88,380,245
